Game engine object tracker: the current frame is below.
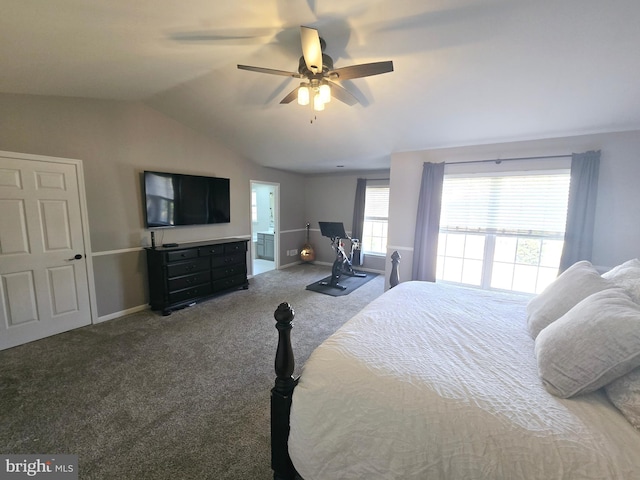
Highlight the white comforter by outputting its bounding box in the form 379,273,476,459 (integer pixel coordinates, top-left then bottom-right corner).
289,281,640,479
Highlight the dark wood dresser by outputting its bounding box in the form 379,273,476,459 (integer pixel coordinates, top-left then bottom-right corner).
145,238,249,315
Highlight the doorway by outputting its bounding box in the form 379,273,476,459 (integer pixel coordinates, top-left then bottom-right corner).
250,181,279,276
0,151,95,350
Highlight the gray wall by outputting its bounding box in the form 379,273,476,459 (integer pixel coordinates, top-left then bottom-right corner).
5,90,635,319
388,130,640,286
0,93,306,319
303,170,391,272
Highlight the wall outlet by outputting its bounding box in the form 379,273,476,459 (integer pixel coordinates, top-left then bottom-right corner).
290,248,298,256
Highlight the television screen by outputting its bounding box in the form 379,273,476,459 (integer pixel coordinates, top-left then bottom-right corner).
143,171,230,228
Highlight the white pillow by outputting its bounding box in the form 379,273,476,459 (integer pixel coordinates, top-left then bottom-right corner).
606,366,640,429
527,260,610,339
535,288,640,398
602,258,640,304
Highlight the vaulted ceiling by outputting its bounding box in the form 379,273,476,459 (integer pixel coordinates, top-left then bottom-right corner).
2,0,639,173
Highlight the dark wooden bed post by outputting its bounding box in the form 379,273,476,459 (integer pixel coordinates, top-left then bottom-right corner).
390,250,401,288
271,302,299,480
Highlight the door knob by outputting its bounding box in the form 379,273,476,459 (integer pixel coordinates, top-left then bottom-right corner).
67,254,83,261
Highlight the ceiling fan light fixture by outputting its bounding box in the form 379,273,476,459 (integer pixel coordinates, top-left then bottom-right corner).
319,83,331,103
313,92,325,111
297,83,310,106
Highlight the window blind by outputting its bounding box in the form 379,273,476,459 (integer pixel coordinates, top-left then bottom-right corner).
364,186,390,220
440,172,571,236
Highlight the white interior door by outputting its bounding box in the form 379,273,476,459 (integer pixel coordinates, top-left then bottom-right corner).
0,154,92,350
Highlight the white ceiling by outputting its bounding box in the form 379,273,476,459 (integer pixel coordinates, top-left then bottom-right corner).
2,0,639,173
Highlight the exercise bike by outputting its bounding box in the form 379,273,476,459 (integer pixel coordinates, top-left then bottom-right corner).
318,221,366,290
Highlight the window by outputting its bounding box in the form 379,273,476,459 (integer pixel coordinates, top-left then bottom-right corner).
436,171,570,294
362,186,389,255
251,190,257,223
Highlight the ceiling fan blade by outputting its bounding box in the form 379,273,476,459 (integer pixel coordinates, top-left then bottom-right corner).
300,26,323,73
329,61,394,81
280,88,299,104
170,28,276,44
327,80,359,106
237,65,301,78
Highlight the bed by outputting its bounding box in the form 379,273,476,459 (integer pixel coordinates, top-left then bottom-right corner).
270,258,640,479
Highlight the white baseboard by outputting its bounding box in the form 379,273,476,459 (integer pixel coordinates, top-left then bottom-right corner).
279,261,303,269
97,261,383,323
96,304,150,323
312,261,384,275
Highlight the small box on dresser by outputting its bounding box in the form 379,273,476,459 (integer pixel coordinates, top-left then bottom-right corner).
145,238,249,315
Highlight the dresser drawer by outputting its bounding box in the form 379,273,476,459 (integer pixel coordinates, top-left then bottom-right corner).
224,242,246,254
198,244,224,256
166,249,198,262
168,271,211,292
166,257,210,278
168,284,212,304
212,274,246,292
211,264,245,281
212,252,244,268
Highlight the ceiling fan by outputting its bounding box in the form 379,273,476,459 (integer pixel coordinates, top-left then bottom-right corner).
237,26,394,111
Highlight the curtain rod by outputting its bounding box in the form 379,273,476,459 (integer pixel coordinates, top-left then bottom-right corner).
447,154,572,166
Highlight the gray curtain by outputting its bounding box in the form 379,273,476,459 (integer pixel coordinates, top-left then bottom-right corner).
352,178,367,241
559,150,601,272
412,162,445,281
351,178,367,265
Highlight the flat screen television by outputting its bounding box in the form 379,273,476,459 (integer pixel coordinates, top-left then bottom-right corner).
143,170,231,228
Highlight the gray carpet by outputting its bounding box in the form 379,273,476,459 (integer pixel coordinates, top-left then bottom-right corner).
0,264,385,479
